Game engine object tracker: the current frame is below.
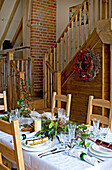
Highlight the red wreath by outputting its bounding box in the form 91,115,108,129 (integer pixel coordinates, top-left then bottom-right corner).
74,49,100,81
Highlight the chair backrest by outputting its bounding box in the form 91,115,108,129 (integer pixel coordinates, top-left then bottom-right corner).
86,96,112,131
51,92,72,118
0,91,7,112
0,119,25,170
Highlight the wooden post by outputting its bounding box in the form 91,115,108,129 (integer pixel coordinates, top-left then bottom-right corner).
23,0,31,58
71,21,74,58
93,0,95,29
43,53,48,107
67,27,70,64
57,43,59,71
30,57,34,96
83,2,86,42
88,0,91,36
60,37,63,71
79,8,82,48
64,32,67,68
75,15,78,53
56,71,61,108
102,44,105,117
110,44,112,130
19,72,25,99
7,52,14,111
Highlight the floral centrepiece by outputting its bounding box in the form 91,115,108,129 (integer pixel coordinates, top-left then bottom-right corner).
74,49,100,81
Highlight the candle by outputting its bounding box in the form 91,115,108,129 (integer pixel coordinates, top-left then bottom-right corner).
34,119,41,132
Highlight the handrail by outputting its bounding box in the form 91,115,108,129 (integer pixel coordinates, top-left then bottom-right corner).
0,45,30,55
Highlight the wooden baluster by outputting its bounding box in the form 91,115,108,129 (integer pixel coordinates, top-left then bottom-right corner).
2,59,3,91
105,0,108,19
43,54,48,108
53,47,56,71
71,21,74,58
109,0,111,18
26,60,28,84
84,1,87,42
20,72,25,99
97,0,100,21
5,58,6,91
12,68,14,109
48,67,50,108
17,60,20,71
102,43,105,117
21,60,24,72
30,57,34,96
79,8,82,48
3,58,6,90
50,49,53,104
57,71,61,108
60,37,63,71
57,43,59,71
14,71,17,109
64,32,67,68
111,0,112,18
75,14,78,54
67,26,70,64
88,0,91,36
93,0,95,30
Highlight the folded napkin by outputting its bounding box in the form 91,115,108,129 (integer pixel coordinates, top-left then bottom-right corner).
69,148,100,166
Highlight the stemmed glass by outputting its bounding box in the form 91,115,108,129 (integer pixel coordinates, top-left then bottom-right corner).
93,119,100,138
68,124,76,147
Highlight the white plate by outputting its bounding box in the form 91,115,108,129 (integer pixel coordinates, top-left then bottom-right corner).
89,145,112,158
22,139,50,148
92,143,112,154
22,140,55,152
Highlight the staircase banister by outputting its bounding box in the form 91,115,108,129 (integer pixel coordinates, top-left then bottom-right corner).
52,0,88,50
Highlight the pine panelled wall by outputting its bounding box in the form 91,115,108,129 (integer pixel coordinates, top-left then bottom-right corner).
61,30,110,123
31,0,56,94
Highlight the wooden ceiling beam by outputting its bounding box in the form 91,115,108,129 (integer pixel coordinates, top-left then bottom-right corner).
0,0,20,48
0,0,4,11
11,18,23,47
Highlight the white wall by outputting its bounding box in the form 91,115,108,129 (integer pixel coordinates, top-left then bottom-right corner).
0,0,22,50
56,0,83,40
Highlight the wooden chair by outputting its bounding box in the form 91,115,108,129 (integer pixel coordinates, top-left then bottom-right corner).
0,91,8,117
0,119,25,170
86,96,112,131
51,92,72,118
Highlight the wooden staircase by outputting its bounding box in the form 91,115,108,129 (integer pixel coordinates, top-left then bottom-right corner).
43,0,112,122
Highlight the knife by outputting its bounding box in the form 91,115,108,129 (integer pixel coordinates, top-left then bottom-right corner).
39,149,65,158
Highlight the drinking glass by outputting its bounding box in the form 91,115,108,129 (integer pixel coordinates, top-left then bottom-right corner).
100,126,109,139
57,108,64,119
93,119,100,137
62,132,69,154
68,124,76,147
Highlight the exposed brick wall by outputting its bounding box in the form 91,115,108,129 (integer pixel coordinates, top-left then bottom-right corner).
31,0,56,95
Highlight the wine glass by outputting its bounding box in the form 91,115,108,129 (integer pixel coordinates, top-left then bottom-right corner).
61,132,69,154
68,124,76,147
93,119,100,138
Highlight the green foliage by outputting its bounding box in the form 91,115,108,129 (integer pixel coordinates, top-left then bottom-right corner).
35,119,67,140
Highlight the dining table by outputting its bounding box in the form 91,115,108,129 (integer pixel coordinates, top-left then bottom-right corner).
0,123,112,170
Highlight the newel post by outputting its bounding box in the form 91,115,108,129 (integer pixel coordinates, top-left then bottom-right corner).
7,52,14,111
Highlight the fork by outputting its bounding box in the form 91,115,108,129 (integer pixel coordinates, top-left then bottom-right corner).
38,147,57,157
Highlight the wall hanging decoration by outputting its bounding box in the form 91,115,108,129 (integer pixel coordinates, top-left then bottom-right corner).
74,49,100,81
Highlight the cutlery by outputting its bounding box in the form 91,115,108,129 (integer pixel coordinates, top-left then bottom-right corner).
87,152,104,162
38,147,57,156
39,149,65,158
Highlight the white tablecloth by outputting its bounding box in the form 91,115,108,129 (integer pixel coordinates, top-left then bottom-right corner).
0,131,112,170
